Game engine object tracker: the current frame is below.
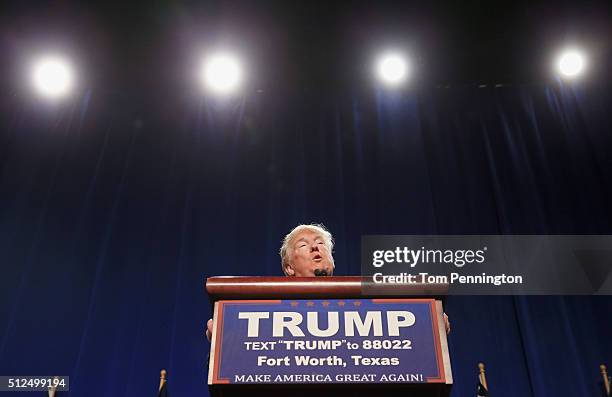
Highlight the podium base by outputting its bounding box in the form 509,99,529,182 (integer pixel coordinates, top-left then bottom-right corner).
210,383,452,397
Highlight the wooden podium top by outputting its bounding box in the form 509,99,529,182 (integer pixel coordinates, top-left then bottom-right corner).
206,276,448,300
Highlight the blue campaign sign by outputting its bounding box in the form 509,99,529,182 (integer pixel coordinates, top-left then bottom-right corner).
208,299,450,385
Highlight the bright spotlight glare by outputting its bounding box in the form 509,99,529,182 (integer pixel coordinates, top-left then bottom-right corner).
557,50,586,78
32,56,74,98
376,53,408,86
203,54,242,93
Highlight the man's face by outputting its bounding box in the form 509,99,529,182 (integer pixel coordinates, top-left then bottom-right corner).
285,230,334,277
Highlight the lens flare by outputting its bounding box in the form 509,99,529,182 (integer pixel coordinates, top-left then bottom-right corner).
202,53,243,94
376,53,408,86
32,56,74,98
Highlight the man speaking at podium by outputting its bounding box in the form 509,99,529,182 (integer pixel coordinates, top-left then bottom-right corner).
206,223,449,340
278,223,335,277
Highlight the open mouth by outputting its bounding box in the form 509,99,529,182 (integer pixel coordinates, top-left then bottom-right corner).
312,254,323,261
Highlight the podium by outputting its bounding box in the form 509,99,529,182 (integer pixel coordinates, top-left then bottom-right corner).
206,276,452,397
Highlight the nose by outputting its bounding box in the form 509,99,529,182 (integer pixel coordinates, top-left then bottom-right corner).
310,243,320,252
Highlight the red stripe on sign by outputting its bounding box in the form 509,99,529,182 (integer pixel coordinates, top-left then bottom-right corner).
426,301,445,383
212,301,228,383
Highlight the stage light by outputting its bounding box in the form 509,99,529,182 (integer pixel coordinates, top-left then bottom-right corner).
556,49,586,78
202,53,243,94
376,53,408,86
31,56,74,98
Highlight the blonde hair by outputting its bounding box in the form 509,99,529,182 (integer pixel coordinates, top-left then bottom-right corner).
279,224,334,275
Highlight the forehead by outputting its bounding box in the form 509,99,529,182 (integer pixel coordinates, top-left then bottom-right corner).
291,229,324,244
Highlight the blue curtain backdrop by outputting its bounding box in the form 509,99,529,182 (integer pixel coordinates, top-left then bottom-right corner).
0,82,610,397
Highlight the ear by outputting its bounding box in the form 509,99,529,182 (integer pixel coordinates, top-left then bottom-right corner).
283,262,295,276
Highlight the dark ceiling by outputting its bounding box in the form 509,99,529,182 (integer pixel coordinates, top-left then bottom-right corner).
1,0,611,96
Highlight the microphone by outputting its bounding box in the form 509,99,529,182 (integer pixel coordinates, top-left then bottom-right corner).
314,269,329,277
